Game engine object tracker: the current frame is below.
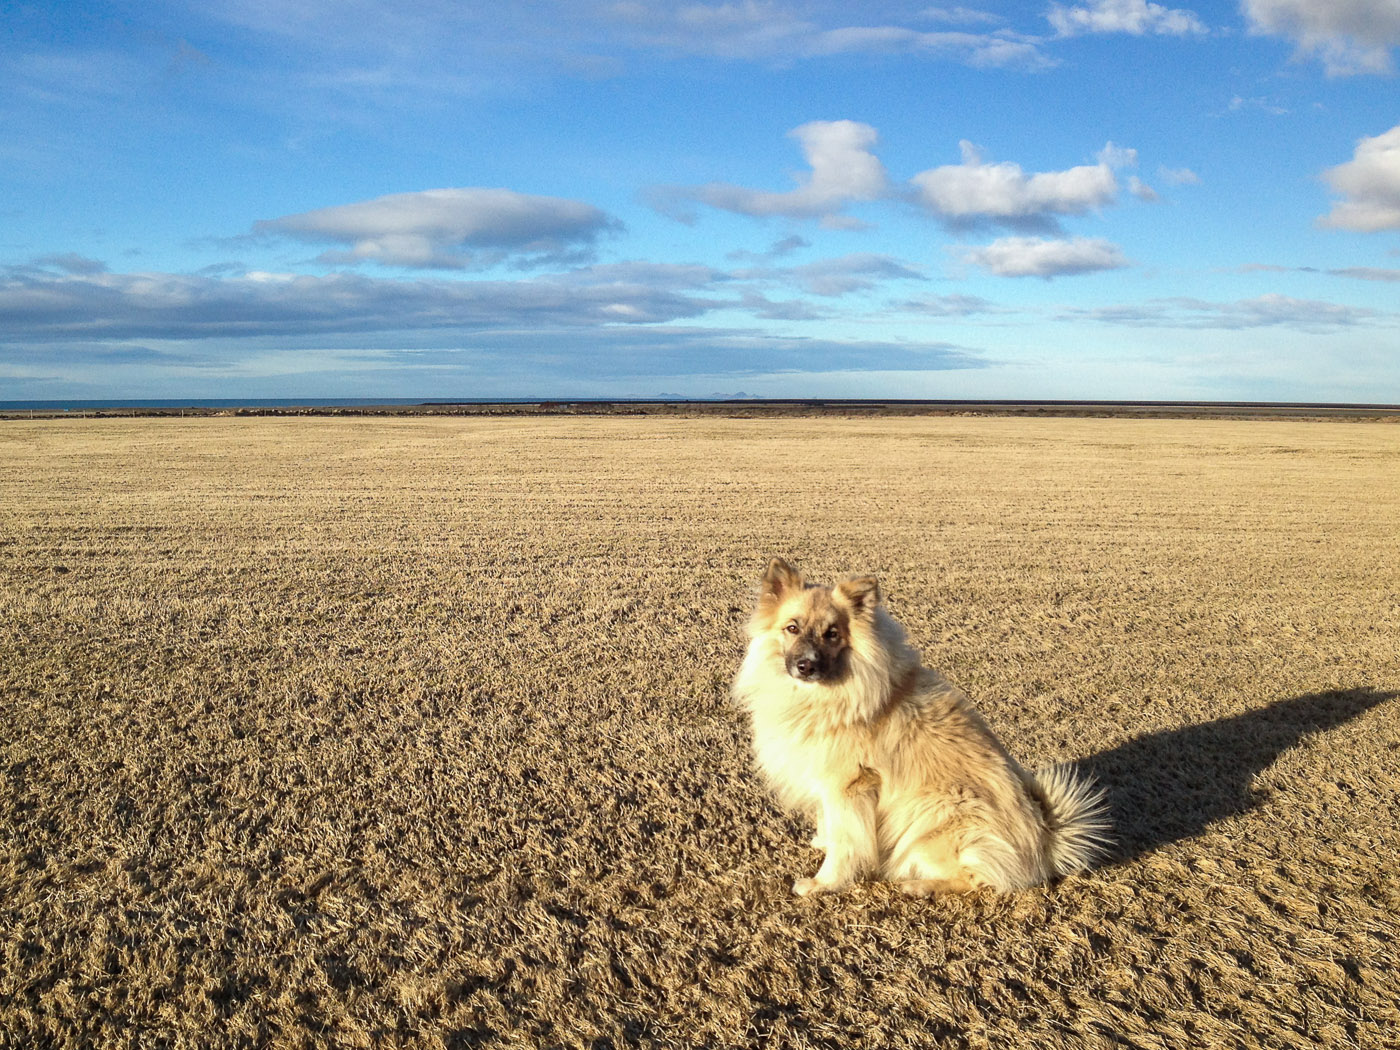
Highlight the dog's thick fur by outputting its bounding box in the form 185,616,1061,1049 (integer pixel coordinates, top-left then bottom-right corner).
732,558,1109,897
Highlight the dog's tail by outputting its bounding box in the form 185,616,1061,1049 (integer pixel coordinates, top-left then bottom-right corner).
1035,764,1112,877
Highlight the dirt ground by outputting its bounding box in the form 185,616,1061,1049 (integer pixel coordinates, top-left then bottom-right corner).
2,414,1397,1049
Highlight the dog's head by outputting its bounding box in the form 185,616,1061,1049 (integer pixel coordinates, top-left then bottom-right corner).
750,558,881,685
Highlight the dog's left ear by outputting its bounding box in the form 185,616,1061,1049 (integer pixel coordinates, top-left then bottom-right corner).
835,575,881,617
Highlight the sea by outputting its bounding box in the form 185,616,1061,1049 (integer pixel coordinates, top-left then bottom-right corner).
0,398,550,412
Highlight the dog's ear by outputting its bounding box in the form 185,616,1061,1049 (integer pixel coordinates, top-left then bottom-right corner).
759,558,804,605
835,575,881,618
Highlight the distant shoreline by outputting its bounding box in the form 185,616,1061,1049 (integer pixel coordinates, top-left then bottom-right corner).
4,398,1400,421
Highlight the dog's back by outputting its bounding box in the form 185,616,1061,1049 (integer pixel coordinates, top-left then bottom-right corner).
870,668,1108,893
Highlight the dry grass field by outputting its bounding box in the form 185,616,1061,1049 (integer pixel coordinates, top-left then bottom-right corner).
2,414,1398,1049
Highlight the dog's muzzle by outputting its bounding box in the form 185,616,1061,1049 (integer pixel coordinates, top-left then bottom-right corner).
786,649,824,682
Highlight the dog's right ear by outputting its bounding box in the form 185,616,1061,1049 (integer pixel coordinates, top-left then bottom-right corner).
759,558,804,606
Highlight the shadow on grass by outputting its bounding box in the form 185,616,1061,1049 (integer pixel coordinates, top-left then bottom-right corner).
1080,687,1397,864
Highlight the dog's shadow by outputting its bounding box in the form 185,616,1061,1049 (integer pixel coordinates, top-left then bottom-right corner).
1078,687,1396,864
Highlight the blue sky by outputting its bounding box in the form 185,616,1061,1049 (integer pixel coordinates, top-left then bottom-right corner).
3,1,1399,401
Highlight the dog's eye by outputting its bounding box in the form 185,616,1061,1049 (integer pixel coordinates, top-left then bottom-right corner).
823,626,841,642
784,622,800,635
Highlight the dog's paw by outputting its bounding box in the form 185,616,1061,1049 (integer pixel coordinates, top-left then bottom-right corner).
793,876,850,896
897,879,941,898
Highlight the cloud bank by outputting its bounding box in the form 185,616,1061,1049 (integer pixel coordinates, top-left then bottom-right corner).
0,267,713,343
0,261,985,392
0,248,931,348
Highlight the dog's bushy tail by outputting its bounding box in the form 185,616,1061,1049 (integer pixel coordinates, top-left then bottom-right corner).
1035,764,1112,877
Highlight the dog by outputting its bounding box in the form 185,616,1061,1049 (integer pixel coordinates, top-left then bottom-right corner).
732,558,1109,897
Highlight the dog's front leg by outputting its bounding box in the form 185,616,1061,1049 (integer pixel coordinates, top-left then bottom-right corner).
793,781,878,896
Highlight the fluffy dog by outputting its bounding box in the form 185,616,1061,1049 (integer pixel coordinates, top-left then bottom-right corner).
732,558,1109,897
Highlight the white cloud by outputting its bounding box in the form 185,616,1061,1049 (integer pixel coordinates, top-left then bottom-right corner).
960,236,1129,277
1320,124,1400,231
666,129,1163,233
1128,176,1160,201
910,141,1129,229
1096,143,1139,168
641,0,814,58
1048,0,1207,37
1158,165,1202,185
1228,94,1289,116
254,188,620,269
652,120,888,226
1242,0,1400,75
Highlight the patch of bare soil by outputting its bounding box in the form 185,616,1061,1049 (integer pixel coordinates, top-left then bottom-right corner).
2,416,1397,1048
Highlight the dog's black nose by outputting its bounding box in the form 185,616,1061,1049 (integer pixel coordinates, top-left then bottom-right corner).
794,658,817,678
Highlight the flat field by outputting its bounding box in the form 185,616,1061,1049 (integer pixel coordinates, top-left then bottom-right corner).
2,415,1398,1049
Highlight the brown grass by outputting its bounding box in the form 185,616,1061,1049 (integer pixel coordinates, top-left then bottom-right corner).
2,415,1397,1049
